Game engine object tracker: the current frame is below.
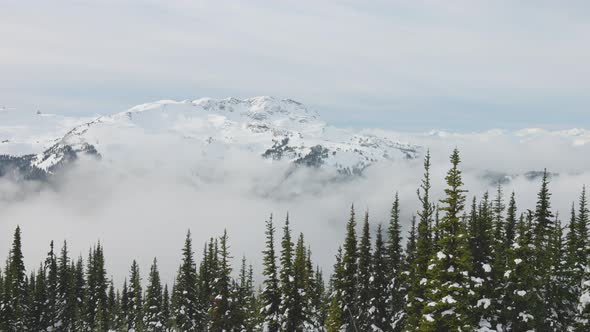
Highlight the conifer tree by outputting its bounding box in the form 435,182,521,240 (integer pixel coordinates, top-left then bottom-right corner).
121,279,130,329
144,258,164,331
107,280,120,331
56,240,76,330
306,251,325,330
503,212,537,331
5,226,27,331
406,152,435,331
291,233,309,330
279,215,299,331
86,243,108,330
532,170,556,329
210,230,234,331
236,256,259,331
127,259,144,331
577,186,589,273
172,230,202,331
32,263,48,331
356,211,373,331
340,205,359,331
419,148,473,331
72,256,86,330
327,247,345,332
261,215,281,332
162,284,171,330
325,296,343,332
371,224,389,331
548,218,577,330
386,192,405,331
44,241,59,330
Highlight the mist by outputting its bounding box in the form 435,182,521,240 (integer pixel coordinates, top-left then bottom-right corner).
1,129,589,287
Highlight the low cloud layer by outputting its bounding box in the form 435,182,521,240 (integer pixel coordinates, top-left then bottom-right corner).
1,130,589,286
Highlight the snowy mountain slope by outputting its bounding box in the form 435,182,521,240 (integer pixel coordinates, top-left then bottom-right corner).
3,97,590,182
24,97,419,175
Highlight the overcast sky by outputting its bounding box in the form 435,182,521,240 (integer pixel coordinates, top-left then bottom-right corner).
1,0,589,130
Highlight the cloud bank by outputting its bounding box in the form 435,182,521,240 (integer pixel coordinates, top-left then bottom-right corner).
1,129,589,286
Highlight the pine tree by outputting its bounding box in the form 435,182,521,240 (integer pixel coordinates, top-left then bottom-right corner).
43,241,59,330
325,296,343,332
4,226,27,331
577,186,589,274
356,211,373,331
144,258,164,331
162,284,171,330
73,256,86,330
577,261,590,330
236,256,259,331
328,247,345,332
371,224,389,331
469,193,495,330
56,240,77,330
261,215,281,332
532,170,557,330
306,251,325,330
121,279,130,329
419,148,473,331
340,205,359,331
107,280,121,331
32,263,48,331
291,233,309,330
503,212,538,331
210,230,234,331
386,192,405,331
86,243,108,330
406,152,436,331
547,217,577,330
172,230,202,331
127,259,144,331
279,214,299,331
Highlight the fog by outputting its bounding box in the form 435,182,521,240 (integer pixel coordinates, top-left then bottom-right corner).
1,130,589,286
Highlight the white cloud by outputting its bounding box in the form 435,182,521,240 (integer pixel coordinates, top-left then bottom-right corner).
0,127,589,286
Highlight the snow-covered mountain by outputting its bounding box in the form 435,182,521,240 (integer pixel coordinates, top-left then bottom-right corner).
1,97,419,178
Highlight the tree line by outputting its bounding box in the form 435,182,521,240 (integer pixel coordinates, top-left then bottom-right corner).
1,148,590,331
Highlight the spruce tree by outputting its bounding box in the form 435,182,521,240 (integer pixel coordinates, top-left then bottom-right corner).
73,256,86,330
279,214,298,331
532,170,556,330
144,258,164,331
127,259,144,331
107,280,120,331
172,230,202,331
5,226,27,331
371,224,389,331
44,241,59,331
57,240,76,330
291,233,309,330
210,230,234,331
356,211,373,331
406,152,435,331
261,215,281,332
419,148,473,331
503,212,537,331
162,284,171,330
341,205,359,331
386,192,405,331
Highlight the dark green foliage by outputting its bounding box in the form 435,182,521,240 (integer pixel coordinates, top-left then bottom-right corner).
418,148,474,331
144,258,164,331
356,211,373,331
261,214,281,331
172,230,202,331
